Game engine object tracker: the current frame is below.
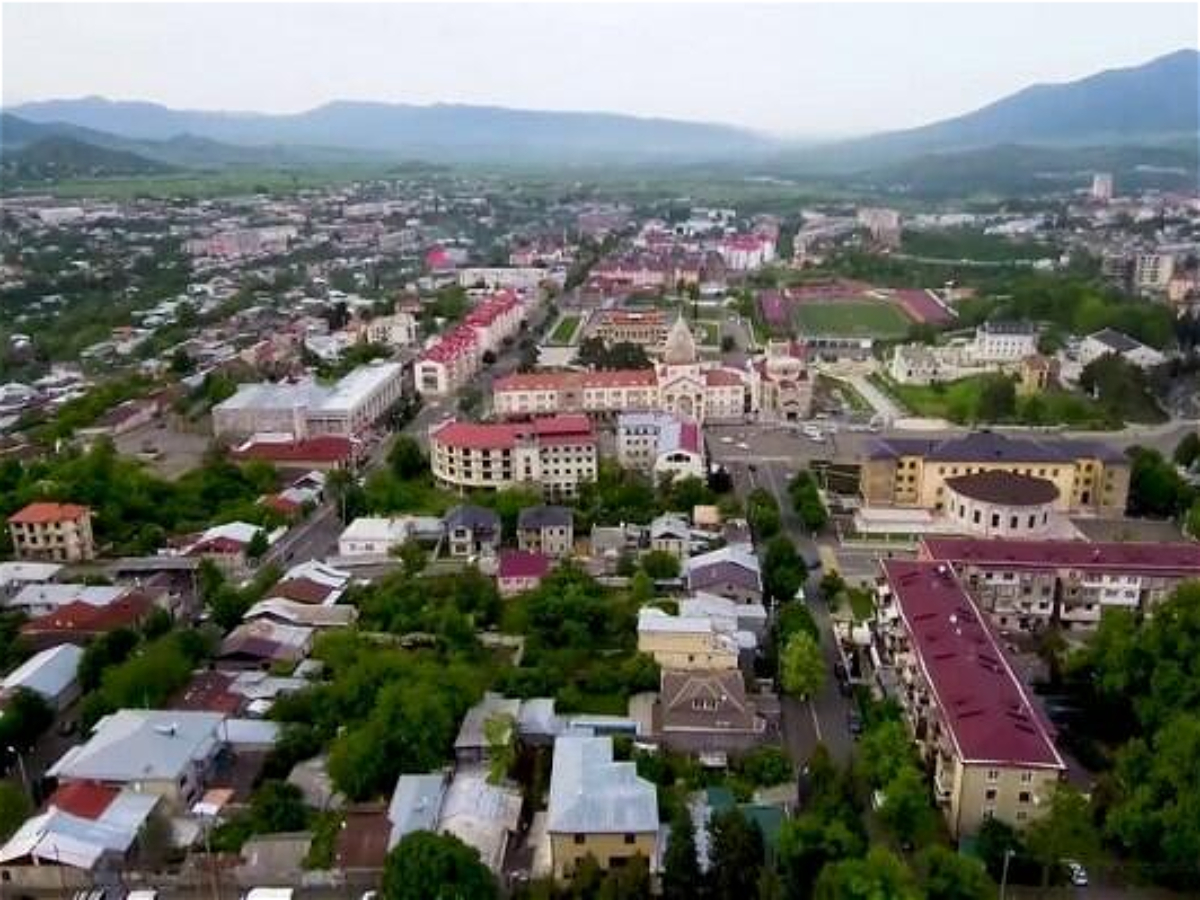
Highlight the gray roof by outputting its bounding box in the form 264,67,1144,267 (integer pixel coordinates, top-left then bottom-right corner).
1089,328,1142,354
388,773,447,848
445,504,501,536
2,643,83,700
650,514,691,541
547,735,658,835
518,505,573,530
868,431,1125,465
685,546,763,593
455,693,521,752
48,710,223,782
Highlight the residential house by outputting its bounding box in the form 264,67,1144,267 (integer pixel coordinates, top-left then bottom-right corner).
1,643,84,711
655,669,772,754
218,620,314,668
497,550,551,598
516,506,574,558
1079,328,1166,370
547,735,658,879
685,546,763,604
444,505,502,559
649,514,691,561
454,693,522,767
7,502,95,562
637,608,740,671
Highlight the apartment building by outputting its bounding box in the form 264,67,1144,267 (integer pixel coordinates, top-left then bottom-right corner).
415,291,524,396
968,321,1038,364
7,503,96,562
861,432,1130,516
919,537,1200,631
430,416,597,500
875,560,1065,837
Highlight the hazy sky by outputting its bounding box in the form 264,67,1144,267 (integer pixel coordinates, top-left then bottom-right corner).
2,2,1196,137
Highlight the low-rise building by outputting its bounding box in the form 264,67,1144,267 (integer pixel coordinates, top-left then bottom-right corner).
649,514,691,561
497,550,551,597
685,546,763,604
943,471,1059,539
1078,328,1166,370
637,607,740,671
547,735,658,879
1,643,85,711
655,669,771,754
429,416,598,500
875,560,1065,837
7,502,95,562
444,505,502,559
756,340,814,422
968,321,1038,364
616,413,706,483
516,506,574,558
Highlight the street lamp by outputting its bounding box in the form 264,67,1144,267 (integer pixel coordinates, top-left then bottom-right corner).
6,746,28,799
999,848,1016,900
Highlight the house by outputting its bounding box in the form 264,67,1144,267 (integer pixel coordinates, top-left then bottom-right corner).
685,546,763,604
47,710,227,811
547,735,658,879
230,434,359,472
1019,355,1060,395
655,669,772,754
517,506,574,558
337,517,418,558
217,620,314,668
0,561,63,603
20,590,158,650
679,593,769,640
1,643,85,711
243,598,357,630
0,783,160,889
454,692,522,767
649,514,691,561
637,608,740,671
176,521,280,579
7,502,95,562
1079,328,1166,370
6,583,127,618
264,560,353,607
444,505,502,559
497,550,551,597
388,773,447,848
616,412,706,483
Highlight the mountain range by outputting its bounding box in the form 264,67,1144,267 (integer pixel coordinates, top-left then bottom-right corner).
1,48,1196,186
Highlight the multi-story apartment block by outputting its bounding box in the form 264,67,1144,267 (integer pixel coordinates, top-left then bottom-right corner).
414,291,524,396
861,432,1130,516
7,503,96,563
875,560,1065,837
919,537,1200,631
429,415,598,500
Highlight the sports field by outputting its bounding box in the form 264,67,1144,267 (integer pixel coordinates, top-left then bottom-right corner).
793,301,912,338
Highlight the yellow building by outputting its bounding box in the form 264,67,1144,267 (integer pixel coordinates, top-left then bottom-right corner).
875,560,1066,837
636,608,739,671
861,432,1129,516
547,735,658,879
7,502,95,562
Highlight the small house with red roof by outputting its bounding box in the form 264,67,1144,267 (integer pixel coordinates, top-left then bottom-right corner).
497,550,552,597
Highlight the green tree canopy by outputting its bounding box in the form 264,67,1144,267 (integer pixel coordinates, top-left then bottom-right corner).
382,831,498,900
780,631,826,698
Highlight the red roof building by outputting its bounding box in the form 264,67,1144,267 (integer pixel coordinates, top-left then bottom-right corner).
48,781,120,820
497,550,551,597
21,590,156,649
231,435,357,470
7,502,90,525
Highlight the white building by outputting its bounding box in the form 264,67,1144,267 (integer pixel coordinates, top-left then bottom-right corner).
337,517,439,558
456,267,548,291
1091,172,1114,203
616,412,706,482
1079,328,1166,370
365,311,419,347
969,321,1038,364
1134,253,1175,293
1,643,85,710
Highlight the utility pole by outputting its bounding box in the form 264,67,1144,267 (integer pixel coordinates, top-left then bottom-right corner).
999,848,1015,900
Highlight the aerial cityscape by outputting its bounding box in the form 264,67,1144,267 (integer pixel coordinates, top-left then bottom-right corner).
0,2,1199,899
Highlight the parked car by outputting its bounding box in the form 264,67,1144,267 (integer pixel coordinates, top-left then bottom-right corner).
1063,860,1089,887
847,711,863,737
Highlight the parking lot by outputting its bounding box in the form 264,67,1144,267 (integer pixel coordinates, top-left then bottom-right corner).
114,418,212,478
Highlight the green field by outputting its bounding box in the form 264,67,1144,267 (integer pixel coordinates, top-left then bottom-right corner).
793,301,911,338
878,373,1119,428
549,314,581,344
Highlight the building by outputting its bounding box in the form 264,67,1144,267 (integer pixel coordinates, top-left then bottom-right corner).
1078,328,1166,370
364,310,419,347
890,344,943,386
0,562,62,604
547,735,658,879
861,432,1130,516
919,536,1200,631
590,309,673,349
48,710,228,811
429,416,598,500
1,643,84,710
875,560,1065,837
337,517,420,558
616,412,706,482
655,669,771,754
943,471,1060,539
1090,172,1114,203
7,502,95,562
1133,252,1175,294
969,321,1038,364
649,514,691,561
444,505,502,559
516,506,574,558
457,267,547,291
415,292,524,397
497,550,552,597
685,546,763,604
218,619,314,667
637,607,740,671
230,434,359,471
265,560,354,607
213,362,405,440
1018,355,1060,395
492,319,756,423
857,207,902,248
756,341,814,421
717,234,776,271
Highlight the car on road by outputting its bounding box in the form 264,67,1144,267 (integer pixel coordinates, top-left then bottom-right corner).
847,711,863,737
720,436,734,444
1063,860,1088,887
736,442,750,450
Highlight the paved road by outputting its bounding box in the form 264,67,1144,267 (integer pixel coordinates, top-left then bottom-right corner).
264,504,341,568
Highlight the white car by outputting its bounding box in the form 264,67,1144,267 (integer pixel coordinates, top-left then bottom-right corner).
1064,860,1088,887
720,436,734,445
736,442,750,450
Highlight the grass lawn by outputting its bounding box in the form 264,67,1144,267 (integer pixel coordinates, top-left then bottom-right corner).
816,374,872,414
878,374,1119,428
693,320,720,345
847,588,876,623
794,301,912,338
549,314,581,344
901,229,1054,263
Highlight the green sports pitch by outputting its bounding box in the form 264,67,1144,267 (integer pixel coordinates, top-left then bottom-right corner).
793,300,912,338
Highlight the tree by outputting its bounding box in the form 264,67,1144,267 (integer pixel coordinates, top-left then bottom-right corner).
1126,446,1195,518
382,831,498,900
763,534,807,603
914,845,995,900
389,435,429,480
877,764,938,845
709,808,765,900
813,848,921,900
1024,784,1100,888
0,780,30,841
1175,432,1200,469
394,540,429,577
137,807,175,869
976,374,1016,422
483,714,515,785
640,549,681,580
78,627,139,691
662,807,703,900
778,812,865,900
597,854,652,899
855,719,912,789
746,488,781,540
0,688,53,752
629,570,655,604
246,528,269,561
250,780,309,833
788,472,829,533
780,631,826,698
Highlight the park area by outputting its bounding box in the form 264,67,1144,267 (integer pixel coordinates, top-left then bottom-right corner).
547,314,581,345
793,300,912,339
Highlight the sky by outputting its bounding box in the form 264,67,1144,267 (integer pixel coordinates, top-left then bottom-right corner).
2,2,1196,137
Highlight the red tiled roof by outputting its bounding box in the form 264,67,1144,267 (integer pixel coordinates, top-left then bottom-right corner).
498,550,551,580
8,502,90,525
270,577,335,605
22,591,155,639
431,415,595,451
171,671,242,714
231,435,355,465
882,559,1063,769
704,368,744,387
49,782,119,820
921,537,1200,576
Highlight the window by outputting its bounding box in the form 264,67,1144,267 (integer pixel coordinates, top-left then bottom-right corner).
991,513,1000,527
1020,772,1033,783
624,834,636,845
1019,791,1032,804
574,834,586,845
985,789,997,801
986,769,1000,782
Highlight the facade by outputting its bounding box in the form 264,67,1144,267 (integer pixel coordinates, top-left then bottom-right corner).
337,517,417,558
1134,253,1175,293
616,412,706,482
415,291,524,396
890,344,942,386
920,536,1200,631
756,340,814,421
516,506,574,558
969,321,1038,364
1018,355,1060,395
444,505,502,559
861,432,1130,516
429,416,598,500
943,471,1059,539
1090,172,1114,202
364,310,419,347
456,267,547,291
7,502,95,563
637,608,739,671
649,514,691,561
875,560,1065,837
547,735,658,879
590,309,673,349
493,319,756,423
497,550,552,597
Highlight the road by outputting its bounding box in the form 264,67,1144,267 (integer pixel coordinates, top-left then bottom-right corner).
265,505,341,568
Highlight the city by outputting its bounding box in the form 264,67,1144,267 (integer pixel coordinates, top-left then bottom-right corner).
0,3,1199,899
